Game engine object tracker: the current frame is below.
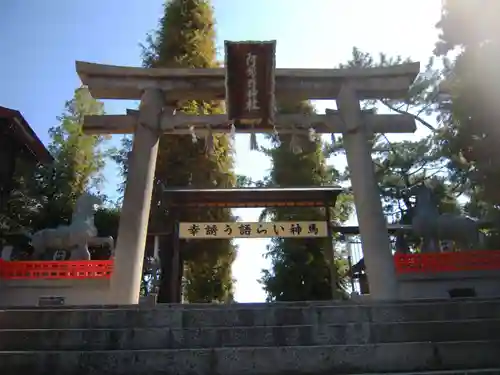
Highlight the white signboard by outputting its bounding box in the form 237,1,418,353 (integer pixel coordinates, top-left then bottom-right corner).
179,221,328,239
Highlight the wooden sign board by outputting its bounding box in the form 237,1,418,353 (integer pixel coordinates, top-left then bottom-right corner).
224,40,276,128
179,221,327,239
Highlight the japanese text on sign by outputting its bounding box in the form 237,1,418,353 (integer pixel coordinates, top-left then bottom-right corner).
224,41,276,126
179,222,328,239
245,52,259,112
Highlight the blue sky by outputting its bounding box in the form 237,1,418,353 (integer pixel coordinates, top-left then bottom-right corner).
1,0,441,302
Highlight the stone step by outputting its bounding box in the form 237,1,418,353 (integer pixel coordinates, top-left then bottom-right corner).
2,297,497,310
1,319,498,351
357,372,500,375
2,299,500,329
1,341,500,375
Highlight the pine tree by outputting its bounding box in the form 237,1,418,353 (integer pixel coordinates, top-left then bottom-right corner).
434,0,500,246
139,0,236,302
259,101,353,301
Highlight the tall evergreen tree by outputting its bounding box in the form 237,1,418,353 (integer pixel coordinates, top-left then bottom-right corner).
2,87,119,259
6,87,110,231
434,0,500,246
259,101,353,301
139,0,236,302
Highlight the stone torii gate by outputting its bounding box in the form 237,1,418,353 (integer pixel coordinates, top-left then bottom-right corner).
76,54,419,304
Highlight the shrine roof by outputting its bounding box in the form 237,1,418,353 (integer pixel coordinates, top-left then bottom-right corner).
162,186,344,208
0,106,53,164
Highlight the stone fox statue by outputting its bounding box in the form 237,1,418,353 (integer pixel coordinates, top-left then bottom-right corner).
30,193,110,260
411,184,486,252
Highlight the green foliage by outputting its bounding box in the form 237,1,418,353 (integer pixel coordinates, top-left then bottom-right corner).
30,87,111,228
330,48,463,252
371,136,459,222
332,49,446,204
334,47,442,133
235,175,255,188
435,0,500,56
1,87,118,255
7,87,108,227
135,0,236,303
434,0,500,247
94,206,121,239
142,0,217,69
258,100,353,302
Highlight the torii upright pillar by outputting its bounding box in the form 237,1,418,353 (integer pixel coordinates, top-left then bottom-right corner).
336,83,399,300
109,89,163,305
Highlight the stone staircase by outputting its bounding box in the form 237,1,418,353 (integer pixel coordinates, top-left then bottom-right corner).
1,299,500,374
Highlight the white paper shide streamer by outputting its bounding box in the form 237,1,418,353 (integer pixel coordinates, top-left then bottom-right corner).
230,123,236,140
205,127,214,154
250,132,259,150
189,125,198,144
290,131,302,155
308,127,317,142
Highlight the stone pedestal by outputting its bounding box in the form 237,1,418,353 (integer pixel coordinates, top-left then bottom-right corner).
0,278,111,307
398,270,500,300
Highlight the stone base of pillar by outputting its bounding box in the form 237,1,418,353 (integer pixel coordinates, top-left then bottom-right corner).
140,293,158,307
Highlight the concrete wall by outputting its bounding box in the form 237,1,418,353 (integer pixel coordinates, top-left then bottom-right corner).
0,278,111,306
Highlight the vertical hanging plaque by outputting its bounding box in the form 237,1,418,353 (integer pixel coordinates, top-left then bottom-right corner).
224,40,276,129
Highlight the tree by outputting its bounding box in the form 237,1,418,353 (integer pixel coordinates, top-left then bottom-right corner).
434,0,500,57
13,87,110,228
372,136,459,224
258,100,353,301
329,48,461,252
134,0,236,302
434,0,500,246
2,87,119,258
